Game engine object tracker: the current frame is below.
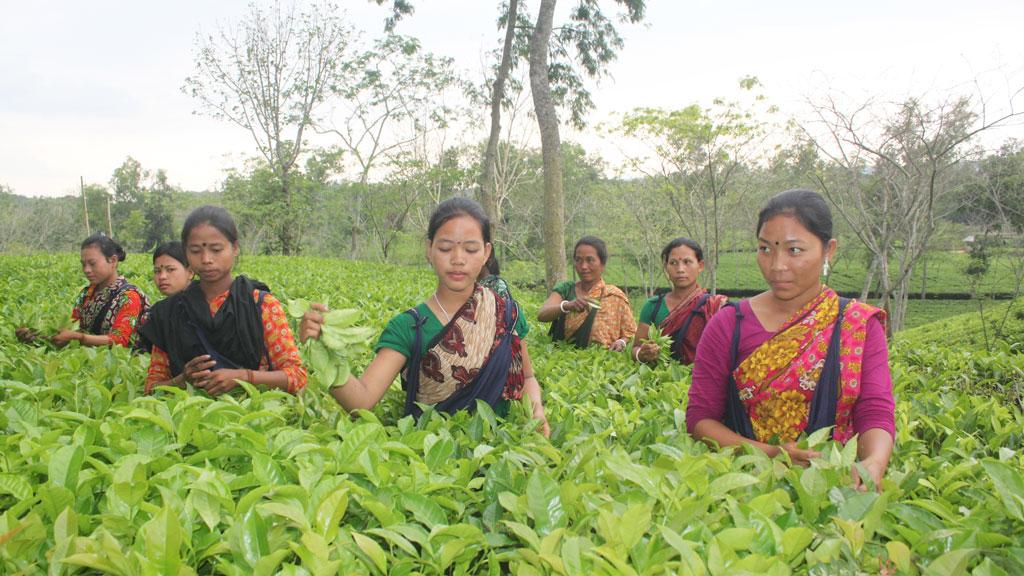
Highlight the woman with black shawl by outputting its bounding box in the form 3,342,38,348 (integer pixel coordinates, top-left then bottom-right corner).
299,198,549,436
140,205,306,396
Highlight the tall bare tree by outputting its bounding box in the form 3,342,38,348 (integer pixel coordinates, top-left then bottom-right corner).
804,90,1022,331
479,0,520,248
317,34,460,258
184,1,350,254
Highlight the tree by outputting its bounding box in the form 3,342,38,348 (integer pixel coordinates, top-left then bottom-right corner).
479,0,520,247
222,149,340,254
184,0,351,254
528,0,645,289
317,33,460,257
803,91,1022,331
142,170,177,250
616,78,768,293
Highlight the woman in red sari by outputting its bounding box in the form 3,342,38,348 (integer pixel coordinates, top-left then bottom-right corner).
632,237,726,365
687,190,895,491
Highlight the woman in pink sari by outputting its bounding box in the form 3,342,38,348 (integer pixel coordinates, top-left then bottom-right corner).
687,189,894,491
632,237,726,365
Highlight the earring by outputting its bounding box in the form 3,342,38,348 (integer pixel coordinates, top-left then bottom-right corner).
822,258,830,277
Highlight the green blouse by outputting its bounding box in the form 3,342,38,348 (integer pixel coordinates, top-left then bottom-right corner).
639,295,669,326
375,302,529,358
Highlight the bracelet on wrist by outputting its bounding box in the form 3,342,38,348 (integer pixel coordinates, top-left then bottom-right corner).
559,300,569,314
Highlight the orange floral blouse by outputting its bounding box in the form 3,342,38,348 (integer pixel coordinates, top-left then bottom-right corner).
145,289,306,394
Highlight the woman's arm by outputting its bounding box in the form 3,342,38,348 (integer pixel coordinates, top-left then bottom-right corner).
692,419,820,465
850,314,896,491
53,330,112,347
145,345,187,394
203,292,308,396
537,289,588,322
329,348,408,411
519,344,550,437
853,428,893,491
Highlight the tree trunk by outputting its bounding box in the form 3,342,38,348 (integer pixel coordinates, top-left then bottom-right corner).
480,0,519,246
81,176,91,236
919,254,927,299
280,171,294,255
105,193,113,238
529,0,566,291
877,253,894,336
861,254,877,301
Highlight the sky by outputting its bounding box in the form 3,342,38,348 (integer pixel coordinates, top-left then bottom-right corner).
2,0,1023,198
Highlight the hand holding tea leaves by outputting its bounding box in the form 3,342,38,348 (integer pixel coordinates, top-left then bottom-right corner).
640,324,673,364
292,299,375,389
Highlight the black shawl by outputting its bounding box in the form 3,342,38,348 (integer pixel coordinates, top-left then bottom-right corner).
139,275,269,377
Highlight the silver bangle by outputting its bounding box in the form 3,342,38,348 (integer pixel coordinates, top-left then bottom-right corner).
559,300,569,314
633,346,642,362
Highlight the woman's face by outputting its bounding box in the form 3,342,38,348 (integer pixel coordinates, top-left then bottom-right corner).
574,244,605,284
80,245,116,288
153,255,192,296
426,215,491,294
664,244,704,291
757,214,835,303
185,223,238,286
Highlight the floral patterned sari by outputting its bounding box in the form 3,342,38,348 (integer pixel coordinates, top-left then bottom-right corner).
731,287,883,443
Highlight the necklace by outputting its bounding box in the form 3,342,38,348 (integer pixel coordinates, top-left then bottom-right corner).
433,293,452,324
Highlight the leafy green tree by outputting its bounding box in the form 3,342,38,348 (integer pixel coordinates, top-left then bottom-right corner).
616,78,767,292
142,170,177,250
223,150,342,255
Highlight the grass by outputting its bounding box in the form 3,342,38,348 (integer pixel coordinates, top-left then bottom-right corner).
897,296,1024,350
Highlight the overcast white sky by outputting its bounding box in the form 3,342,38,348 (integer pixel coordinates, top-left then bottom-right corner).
2,0,1023,197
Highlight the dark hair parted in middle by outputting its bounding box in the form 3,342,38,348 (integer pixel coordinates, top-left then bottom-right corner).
427,197,492,244
574,235,608,264
182,205,239,246
661,237,704,264
153,241,188,267
756,189,833,246
81,233,127,262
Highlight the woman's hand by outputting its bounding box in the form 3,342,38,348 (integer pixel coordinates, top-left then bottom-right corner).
778,441,821,467
533,403,551,438
563,299,590,313
636,341,659,363
183,355,216,386
852,457,887,492
609,338,628,352
201,369,245,397
15,327,38,343
52,330,81,346
299,302,328,343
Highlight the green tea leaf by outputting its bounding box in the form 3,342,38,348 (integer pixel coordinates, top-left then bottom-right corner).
526,470,566,536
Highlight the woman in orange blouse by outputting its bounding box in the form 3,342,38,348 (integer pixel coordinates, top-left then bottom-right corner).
139,205,306,396
537,236,637,350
